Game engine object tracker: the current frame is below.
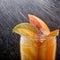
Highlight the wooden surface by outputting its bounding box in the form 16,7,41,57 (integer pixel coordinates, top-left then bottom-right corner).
0,0,60,60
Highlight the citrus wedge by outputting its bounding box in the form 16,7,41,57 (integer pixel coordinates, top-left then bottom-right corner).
28,14,50,32
13,27,37,38
46,29,59,38
12,23,39,39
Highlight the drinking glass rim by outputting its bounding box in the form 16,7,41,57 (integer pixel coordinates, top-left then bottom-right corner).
20,36,56,48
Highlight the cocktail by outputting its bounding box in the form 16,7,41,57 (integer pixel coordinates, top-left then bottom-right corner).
13,14,59,60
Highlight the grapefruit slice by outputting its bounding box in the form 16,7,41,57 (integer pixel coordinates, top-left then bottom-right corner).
28,14,50,32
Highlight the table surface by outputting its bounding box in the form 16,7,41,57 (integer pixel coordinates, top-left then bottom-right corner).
0,0,60,60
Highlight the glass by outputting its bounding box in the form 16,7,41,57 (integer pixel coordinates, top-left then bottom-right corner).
39,37,56,60
20,35,56,60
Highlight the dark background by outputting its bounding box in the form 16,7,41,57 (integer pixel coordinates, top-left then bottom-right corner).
0,0,60,60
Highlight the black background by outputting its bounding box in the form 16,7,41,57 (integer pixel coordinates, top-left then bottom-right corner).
0,0,60,60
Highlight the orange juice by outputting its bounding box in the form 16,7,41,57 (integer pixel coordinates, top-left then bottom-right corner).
12,14,59,60
20,36,38,60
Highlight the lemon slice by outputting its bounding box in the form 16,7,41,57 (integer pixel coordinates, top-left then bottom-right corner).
12,23,38,37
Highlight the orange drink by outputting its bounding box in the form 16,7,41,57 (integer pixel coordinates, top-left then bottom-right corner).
13,14,59,60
